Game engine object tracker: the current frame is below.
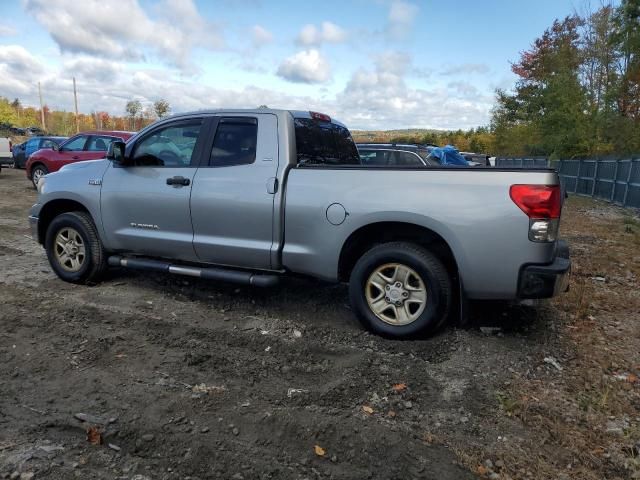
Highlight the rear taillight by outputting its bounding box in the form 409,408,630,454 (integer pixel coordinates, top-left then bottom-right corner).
510,184,562,242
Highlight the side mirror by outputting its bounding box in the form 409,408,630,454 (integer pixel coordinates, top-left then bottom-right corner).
107,141,128,166
51,143,59,151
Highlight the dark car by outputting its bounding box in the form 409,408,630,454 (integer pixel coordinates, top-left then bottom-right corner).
26,130,135,187
356,143,439,167
13,136,68,169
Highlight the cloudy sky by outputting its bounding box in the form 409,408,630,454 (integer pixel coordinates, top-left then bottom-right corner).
0,0,583,130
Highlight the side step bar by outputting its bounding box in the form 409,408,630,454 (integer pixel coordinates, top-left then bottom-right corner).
107,255,280,287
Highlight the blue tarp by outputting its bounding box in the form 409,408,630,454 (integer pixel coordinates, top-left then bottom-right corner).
428,145,469,166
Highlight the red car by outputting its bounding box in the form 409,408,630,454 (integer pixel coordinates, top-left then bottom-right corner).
26,130,135,187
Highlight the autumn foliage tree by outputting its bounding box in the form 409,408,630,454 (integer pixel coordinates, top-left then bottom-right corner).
492,0,640,157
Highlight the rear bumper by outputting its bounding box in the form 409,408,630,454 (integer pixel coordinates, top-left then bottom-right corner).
517,240,571,299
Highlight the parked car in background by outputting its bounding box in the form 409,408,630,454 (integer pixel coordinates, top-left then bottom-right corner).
460,151,491,166
0,137,12,166
26,130,135,187
26,126,46,136
13,136,68,169
356,143,439,166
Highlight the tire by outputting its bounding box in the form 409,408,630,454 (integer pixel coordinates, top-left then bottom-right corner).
348,242,452,338
31,163,48,188
45,211,107,284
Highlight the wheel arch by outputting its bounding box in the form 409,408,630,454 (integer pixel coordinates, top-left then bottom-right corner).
37,199,93,245
338,221,460,283
28,160,47,179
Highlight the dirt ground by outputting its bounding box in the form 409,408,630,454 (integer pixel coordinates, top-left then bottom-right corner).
0,166,638,480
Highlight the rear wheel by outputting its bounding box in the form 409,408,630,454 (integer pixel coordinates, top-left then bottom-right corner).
349,242,452,338
31,164,48,188
45,211,107,284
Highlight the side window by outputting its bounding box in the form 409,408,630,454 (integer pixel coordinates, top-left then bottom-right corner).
209,119,257,167
86,136,114,152
25,139,38,156
359,150,390,166
40,139,55,149
60,136,88,152
394,151,424,166
132,122,202,167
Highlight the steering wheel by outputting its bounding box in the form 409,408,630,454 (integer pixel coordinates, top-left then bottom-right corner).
158,150,182,166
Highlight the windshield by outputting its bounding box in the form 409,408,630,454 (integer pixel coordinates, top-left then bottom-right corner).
294,118,360,166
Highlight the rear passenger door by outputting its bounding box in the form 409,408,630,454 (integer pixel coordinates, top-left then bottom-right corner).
190,113,279,270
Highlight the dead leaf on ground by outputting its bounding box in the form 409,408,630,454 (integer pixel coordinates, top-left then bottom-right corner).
86,426,102,445
477,465,489,475
314,445,326,456
392,383,407,392
423,433,434,444
387,410,396,418
362,405,374,414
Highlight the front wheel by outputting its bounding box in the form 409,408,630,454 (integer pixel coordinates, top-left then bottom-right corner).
349,242,452,338
45,211,107,284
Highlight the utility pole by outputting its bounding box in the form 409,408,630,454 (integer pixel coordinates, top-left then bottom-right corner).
73,77,79,133
38,81,46,131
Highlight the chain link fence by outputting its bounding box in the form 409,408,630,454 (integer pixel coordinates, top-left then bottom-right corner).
495,157,640,209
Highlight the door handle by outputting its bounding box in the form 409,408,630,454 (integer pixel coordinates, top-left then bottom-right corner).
72,155,80,159
166,176,190,186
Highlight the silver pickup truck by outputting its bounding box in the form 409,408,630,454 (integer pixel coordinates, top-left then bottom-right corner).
28,109,570,338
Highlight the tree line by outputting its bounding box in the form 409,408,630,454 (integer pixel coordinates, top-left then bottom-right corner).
0,97,171,136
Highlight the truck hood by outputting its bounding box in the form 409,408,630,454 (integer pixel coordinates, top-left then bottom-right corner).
39,159,111,197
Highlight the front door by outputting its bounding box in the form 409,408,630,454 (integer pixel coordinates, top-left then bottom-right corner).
190,113,279,269
100,118,209,261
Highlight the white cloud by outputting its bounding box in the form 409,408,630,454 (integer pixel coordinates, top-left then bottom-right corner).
0,45,45,76
334,52,492,129
276,49,331,84
387,0,419,39
296,21,347,46
442,63,491,76
23,0,223,71
62,56,125,82
252,25,273,47
0,24,17,36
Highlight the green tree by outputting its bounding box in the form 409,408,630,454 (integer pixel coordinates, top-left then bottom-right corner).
0,97,18,125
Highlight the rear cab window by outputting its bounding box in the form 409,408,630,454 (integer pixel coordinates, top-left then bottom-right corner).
294,115,360,166
209,118,258,167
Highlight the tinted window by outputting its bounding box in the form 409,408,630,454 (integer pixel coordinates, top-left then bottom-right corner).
210,119,257,167
86,136,114,152
61,136,88,151
359,149,392,166
394,151,424,166
132,122,202,167
294,118,360,166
